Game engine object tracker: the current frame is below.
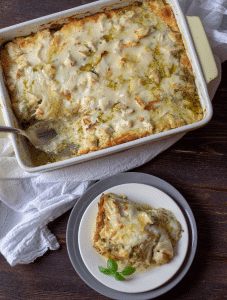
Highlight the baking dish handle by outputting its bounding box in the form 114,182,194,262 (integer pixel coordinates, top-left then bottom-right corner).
186,16,218,84
0,98,9,139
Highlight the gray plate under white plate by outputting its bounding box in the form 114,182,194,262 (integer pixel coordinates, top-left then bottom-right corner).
66,172,197,300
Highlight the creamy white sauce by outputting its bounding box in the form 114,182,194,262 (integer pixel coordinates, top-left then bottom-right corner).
93,193,182,270
3,0,203,157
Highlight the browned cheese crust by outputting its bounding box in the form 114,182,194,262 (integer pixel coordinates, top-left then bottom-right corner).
93,193,182,269
0,0,203,160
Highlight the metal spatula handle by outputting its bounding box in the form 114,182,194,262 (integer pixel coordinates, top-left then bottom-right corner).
0,125,23,134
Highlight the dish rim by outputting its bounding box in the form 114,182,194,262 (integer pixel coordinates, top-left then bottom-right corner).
0,0,214,172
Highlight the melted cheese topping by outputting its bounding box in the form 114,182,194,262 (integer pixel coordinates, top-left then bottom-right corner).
1,0,203,159
93,193,182,269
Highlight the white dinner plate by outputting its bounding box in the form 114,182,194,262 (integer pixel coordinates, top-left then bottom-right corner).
78,183,189,293
66,172,197,300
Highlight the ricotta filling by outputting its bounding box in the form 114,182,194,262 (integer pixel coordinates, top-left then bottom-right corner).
2,0,203,158
93,193,182,269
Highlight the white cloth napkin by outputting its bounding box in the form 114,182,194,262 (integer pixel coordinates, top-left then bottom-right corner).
0,0,226,266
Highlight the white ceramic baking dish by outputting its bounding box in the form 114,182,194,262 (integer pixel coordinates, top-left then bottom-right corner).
0,0,218,173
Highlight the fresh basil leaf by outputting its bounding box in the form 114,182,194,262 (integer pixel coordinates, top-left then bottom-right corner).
98,259,136,281
114,272,125,281
98,266,112,275
107,259,118,272
120,267,136,276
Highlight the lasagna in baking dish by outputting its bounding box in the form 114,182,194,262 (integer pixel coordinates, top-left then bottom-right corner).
1,0,203,158
93,193,182,269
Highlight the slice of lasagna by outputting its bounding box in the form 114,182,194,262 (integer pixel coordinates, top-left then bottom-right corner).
93,192,182,269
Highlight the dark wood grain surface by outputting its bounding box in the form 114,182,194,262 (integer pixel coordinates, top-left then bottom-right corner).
0,1,227,299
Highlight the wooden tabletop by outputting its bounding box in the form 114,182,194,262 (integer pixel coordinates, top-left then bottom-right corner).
0,1,227,299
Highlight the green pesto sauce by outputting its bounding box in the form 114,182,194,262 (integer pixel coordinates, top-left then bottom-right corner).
80,63,93,72
33,64,43,72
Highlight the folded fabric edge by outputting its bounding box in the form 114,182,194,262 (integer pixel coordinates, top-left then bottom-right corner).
1,226,59,267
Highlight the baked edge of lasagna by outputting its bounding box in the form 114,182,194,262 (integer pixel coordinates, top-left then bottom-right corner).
93,192,182,270
0,0,203,163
